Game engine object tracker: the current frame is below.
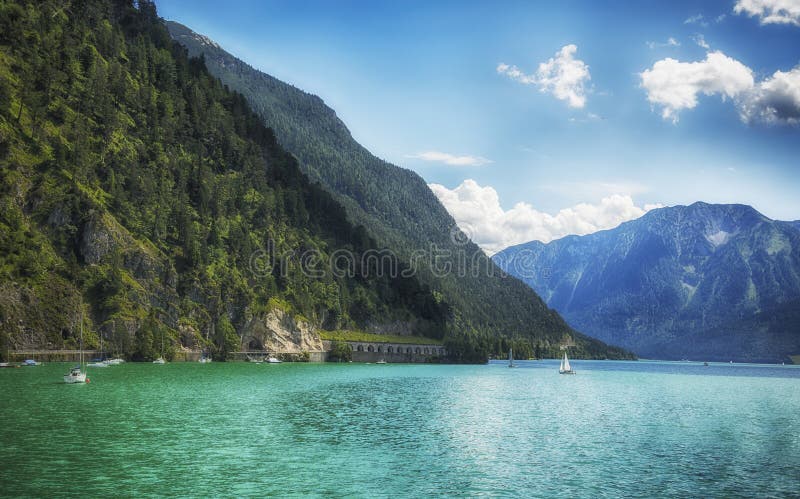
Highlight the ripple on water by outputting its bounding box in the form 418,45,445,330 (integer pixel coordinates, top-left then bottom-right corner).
0,361,798,496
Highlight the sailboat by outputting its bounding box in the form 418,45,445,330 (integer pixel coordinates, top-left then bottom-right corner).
64,311,89,383
559,352,575,375
153,328,166,364
88,333,109,367
508,348,515,368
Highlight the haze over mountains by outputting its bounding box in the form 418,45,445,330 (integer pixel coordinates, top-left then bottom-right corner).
166,21,631,361
494,203,800,362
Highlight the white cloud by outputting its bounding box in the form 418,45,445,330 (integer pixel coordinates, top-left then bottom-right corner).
407,151,493,167
739,66,800,124
684,14,709,26
734,0,800,26
693,34,710,49
641,50,800,125
497,44,591,108
646,37,681,49
639,51,754,122
428,179,660,254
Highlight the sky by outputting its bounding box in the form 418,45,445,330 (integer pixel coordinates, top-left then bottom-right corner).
156,0,800,253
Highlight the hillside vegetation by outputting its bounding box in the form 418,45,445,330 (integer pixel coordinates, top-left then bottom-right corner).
166,21,633,361
0,0,448,360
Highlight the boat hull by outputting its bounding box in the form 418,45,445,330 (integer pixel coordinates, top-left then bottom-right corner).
559,370,576,375
63,373,87,383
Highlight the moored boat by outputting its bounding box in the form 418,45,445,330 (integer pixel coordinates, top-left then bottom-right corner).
64,311,89,383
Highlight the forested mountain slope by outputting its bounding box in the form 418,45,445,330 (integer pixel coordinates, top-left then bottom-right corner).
0,0,449,360
166,21,633,361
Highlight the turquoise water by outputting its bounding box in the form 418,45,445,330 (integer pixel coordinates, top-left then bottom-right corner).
1,360,799,497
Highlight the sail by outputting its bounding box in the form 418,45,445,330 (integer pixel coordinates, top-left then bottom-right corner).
563,352,571,371
559,357,564,371
508,348,513,367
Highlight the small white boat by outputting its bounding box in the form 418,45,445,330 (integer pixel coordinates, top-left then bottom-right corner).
267,357,282,364
199,357,212,363
153,328,166,364
23,359,39,366
105,358,125,365
64,366,87,383
508,348,515,368
64,310,89,383
376,359,387,364
559,352,576,375
87,361,109,368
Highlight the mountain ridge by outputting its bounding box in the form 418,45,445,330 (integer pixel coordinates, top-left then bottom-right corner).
494,202,800,362
0,0,450,360
166,20,634,361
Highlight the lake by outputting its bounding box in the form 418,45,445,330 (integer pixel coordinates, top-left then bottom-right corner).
1,360,798,497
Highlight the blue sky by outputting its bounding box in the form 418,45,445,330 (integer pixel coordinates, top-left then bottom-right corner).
157,0,800,251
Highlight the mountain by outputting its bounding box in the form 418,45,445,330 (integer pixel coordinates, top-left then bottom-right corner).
0,0,449,360
494,203,800,362
165,21,633,361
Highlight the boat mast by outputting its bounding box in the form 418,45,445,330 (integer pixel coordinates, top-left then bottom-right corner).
80,308,84,367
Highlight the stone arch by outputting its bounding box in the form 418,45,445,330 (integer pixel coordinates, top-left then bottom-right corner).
387,346,394,354
415,347,421,354
351,344,356,351
423,348,429,354
357,345,364,352
406,347,412,354
367,345,374,352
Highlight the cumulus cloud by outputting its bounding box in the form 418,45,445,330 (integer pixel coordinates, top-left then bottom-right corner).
639,51,754,122
497,44,591,108
734,0,800,26
641,50,800,125
407,151,492,167
739,66,800,124
428,179,660,254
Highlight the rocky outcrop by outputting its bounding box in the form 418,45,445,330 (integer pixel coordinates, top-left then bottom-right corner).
241,308,323,353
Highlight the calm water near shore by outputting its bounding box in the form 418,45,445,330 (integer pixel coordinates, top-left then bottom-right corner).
1,360,799,497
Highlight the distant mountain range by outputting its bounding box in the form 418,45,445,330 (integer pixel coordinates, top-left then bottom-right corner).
494,203,800,362
167,21,632,361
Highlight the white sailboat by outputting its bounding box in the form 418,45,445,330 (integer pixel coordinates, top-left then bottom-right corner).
508,348,515,368
88,334,109,367
153,329,166,364
559,351,575,375
267,356,282,364
64,311,88,383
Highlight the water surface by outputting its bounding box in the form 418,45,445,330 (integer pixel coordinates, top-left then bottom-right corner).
1,360,798,497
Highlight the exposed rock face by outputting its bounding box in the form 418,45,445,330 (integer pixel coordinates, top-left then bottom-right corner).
241,309,323,353
494,203,800,362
